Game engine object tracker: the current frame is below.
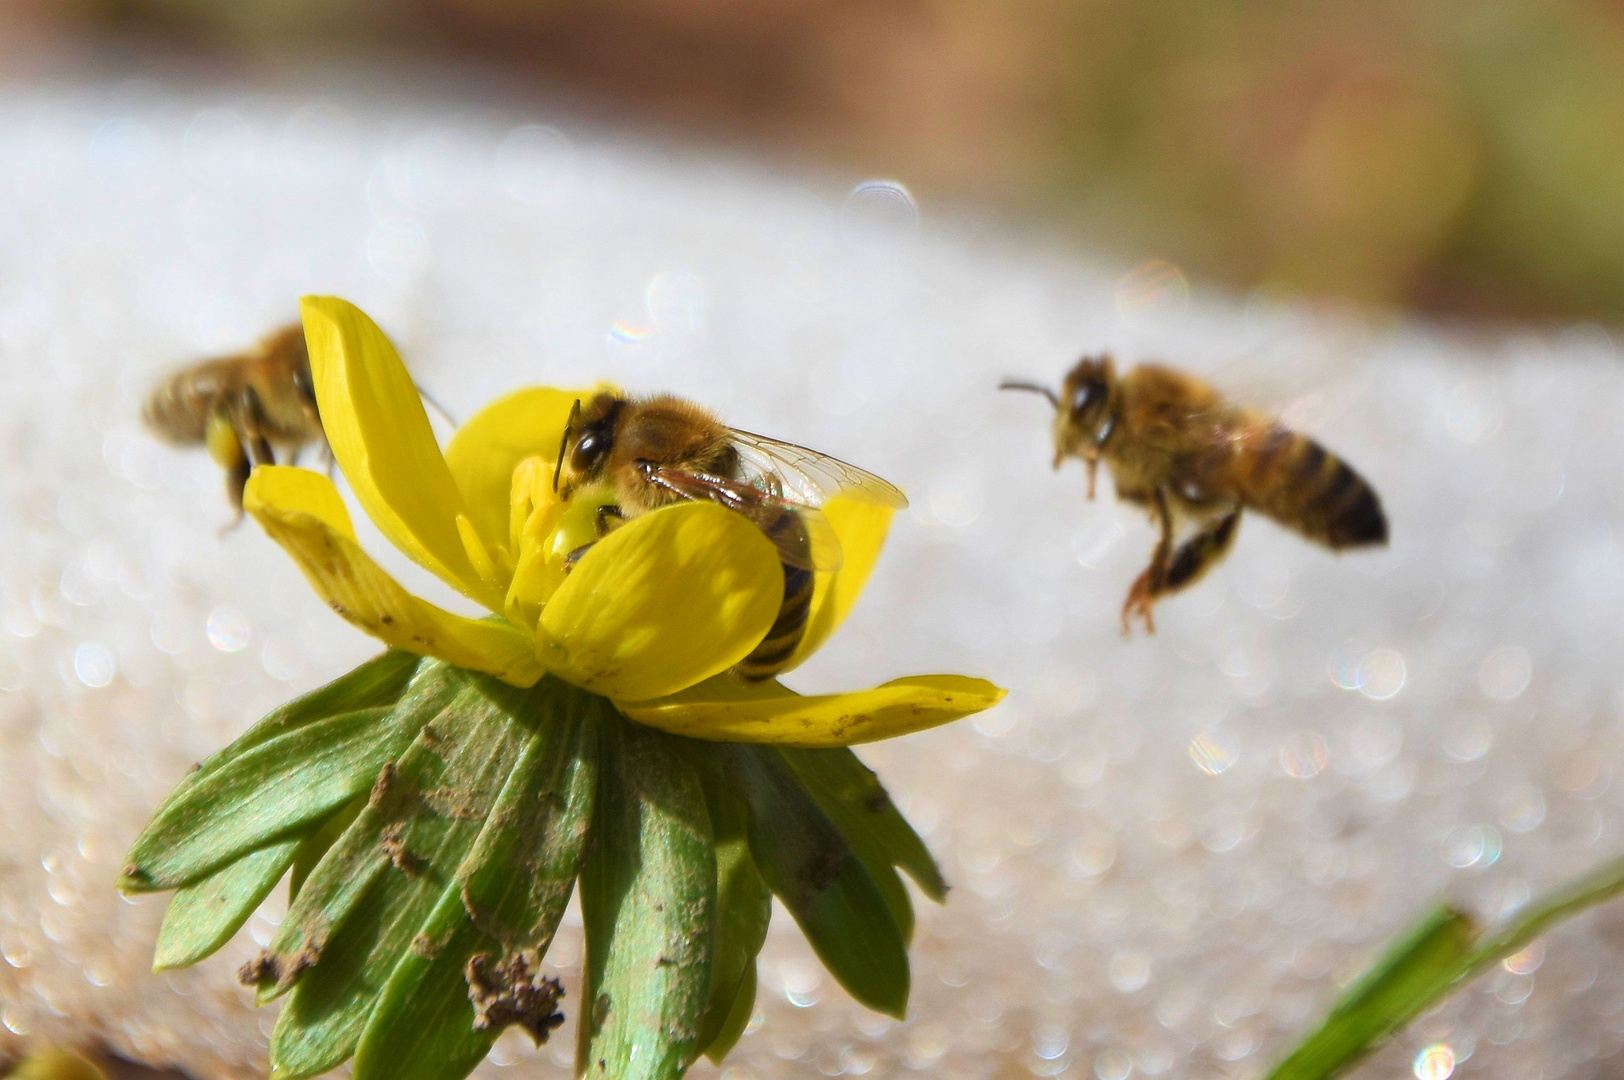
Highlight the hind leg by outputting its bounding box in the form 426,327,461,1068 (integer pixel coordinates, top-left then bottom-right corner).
204,411,251,531
1122,489,1174,634
1163,510,1242,595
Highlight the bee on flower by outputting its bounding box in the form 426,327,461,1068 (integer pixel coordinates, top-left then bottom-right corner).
121,297,1004,1080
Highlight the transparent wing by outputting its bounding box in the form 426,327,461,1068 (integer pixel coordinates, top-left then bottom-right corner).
1184,326,1375,435
641,465,844,573
727,429,908,510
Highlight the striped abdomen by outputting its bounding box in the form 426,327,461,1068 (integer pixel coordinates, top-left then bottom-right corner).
1239,427,1387,549
732,509,815,682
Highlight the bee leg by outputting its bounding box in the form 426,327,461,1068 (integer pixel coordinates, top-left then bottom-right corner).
217,447,251,535
234,387,276,468
1086,459,1097,500
1162,510,1242,596
595,505,626,538
1121,489,1174,635
562,543,595,573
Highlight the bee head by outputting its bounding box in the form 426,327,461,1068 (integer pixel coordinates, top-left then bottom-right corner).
1055,354,1117,462
555,392,625,495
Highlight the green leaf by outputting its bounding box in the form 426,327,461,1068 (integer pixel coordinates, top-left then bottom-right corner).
1266,854,1624,1080
780,747,947,903
693,775,771,1062
703,960,757,1065
720,744,909,1019
778,749,919,941
453,680,604,950
121,705,413,893
153,836,303,971
266,673,544,1079
160,651,423,811
351,679,603,1080
245,649,426,756
577,716,716,1080
125,657,465,895
290,796,365,903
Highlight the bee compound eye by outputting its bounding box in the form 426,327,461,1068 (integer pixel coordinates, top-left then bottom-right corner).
571,431,604,470
1070,382,1098,416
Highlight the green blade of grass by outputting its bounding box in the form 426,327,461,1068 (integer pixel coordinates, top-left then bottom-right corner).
1266,853,1624,1080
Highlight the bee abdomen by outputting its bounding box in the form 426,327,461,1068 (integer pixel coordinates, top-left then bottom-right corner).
733,510,815,682
142,374,218,444
733,565,813,682
1245,429,1387,549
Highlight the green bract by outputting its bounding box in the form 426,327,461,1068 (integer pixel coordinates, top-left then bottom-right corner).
122,653,953,1080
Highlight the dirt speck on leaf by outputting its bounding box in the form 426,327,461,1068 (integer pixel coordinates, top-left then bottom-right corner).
465,951,566,1045
800,847,845,894
380,822,426,876
369,761,401,810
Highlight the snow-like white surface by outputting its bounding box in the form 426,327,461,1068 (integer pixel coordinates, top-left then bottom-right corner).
4,66,1624,1079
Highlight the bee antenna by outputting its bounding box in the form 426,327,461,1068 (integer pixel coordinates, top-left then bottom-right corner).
999,380,1059,408
416,385,459,427
553,398,582,494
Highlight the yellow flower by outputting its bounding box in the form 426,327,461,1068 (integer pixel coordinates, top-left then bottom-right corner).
244,296,1002,745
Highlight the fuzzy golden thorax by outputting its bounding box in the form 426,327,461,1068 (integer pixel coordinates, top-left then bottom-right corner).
563,392,740,515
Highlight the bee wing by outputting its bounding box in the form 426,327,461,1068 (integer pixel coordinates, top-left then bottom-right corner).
1191,331,1375,434
640,465,844,573
727,429,909,510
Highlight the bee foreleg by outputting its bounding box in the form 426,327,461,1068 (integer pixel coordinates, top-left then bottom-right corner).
1121,489,1174,635
595,505,625,537
1086,459,1098,500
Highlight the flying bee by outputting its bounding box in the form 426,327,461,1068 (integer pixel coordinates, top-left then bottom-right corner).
1002,355,1388,633
144,322,454,523
142,323,324,519
553,391,908,681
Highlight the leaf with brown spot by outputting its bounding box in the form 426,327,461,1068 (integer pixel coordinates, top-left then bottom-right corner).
351,678,603,1080
718,744,909,1019
577,714,716,1080
267,670,543,1079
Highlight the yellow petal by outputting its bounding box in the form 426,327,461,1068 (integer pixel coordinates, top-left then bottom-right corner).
244,466,544,687
503,483,617,630
298,296,502,611
538,502,782,702
443,385,605,555
782,498,895,672
620,673,1006,747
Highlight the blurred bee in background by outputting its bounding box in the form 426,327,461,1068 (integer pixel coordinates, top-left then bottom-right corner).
144,322,454,524
143,323,323,521
553,391,908,681
1003,355,1387,633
